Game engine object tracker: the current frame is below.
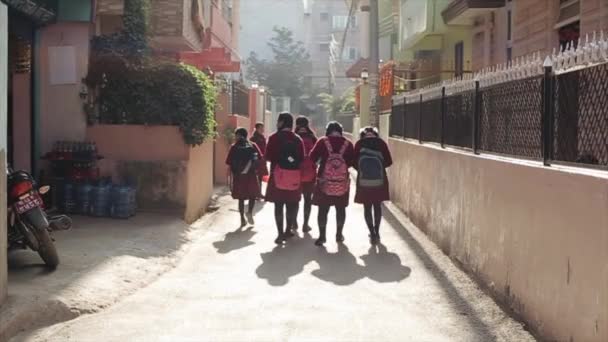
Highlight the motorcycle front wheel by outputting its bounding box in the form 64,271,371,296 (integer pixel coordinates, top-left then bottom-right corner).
23,208,59,269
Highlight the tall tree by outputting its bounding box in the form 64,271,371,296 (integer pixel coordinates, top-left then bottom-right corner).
246,27,311,100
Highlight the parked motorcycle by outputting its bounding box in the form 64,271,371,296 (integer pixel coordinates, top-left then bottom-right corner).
7,168,72,269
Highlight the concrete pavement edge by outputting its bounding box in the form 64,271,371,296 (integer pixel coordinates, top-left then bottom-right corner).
0,198,223,342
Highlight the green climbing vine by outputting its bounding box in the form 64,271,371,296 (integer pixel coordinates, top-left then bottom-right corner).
86,0,217,146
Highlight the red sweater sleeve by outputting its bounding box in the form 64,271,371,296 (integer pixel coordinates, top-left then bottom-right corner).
353,140,362,170
297,136,305,163
381,139,393,168
344,142,356,168
265,134,279,163
309,137,325,163
252,142,263,159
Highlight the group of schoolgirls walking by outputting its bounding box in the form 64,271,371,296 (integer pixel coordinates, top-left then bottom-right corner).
226,112,393,246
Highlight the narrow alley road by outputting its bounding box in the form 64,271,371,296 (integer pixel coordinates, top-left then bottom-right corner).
15,190,534,342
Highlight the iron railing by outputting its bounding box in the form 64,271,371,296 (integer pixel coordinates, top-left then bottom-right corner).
390,36,608,169
479,76,543,159
231,80,249,117
554,62,608,166
444,90,474,148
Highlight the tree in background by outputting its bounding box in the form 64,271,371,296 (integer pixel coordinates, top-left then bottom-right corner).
317,88,355,121
246,27,311,101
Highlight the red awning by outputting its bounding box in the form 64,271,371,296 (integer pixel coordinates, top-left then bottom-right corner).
179,47,241,73
345,58,369,78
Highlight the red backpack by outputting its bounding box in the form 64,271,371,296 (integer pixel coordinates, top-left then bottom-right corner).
319,139,350,196
300,136,317,182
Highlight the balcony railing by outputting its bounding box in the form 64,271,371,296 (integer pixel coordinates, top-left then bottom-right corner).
148,0,204,52
3,0,58,24
208,0,232,49
231,81,249,117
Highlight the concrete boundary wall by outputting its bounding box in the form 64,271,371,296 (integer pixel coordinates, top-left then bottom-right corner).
87,125,214,223
387,138,608,342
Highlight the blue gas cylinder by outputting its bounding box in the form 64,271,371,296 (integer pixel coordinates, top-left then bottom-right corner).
90,183,112,217
111,185,137,219
62,183,76,214
76,183,92,215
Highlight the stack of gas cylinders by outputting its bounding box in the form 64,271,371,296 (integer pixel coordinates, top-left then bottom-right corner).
61,178,137,219
47,140,137,219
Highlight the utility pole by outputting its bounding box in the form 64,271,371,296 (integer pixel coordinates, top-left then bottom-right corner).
368,0,380,127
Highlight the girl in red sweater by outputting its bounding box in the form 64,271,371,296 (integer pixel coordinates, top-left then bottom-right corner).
250,122,268,197
353,126,393,244
264,113,305,244
294,116,318,232
226,127,263,227
309,121,355,246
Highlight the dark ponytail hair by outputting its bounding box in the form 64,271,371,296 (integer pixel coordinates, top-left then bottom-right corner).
235,127,248,144
277,112,294,130
295,116,316,138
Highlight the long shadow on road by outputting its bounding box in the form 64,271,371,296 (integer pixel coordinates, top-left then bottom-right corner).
212,226,257,254
360,243,412,283
256,233,412,287
255,234,317,286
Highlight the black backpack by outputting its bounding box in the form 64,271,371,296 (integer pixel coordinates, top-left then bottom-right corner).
230,142,257,174
277,133,302,170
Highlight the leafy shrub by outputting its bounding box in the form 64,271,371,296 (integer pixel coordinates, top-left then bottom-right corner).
92,61,217,146
86,0,217,146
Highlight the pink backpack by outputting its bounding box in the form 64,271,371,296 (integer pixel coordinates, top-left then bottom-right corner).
273,133,302,191
274,167,301,191
300,136,317,182
319,139,350,196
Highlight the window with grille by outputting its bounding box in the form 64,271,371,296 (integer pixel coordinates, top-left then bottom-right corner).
455,42,464,78
555,0,580,28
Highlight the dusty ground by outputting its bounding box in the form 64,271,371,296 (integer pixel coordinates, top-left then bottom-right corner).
12,187,535,342
1,197,221,342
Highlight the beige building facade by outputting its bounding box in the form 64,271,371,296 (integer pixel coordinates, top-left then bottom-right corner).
456,0,608,71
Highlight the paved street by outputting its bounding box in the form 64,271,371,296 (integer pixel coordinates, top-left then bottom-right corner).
15,191,534,342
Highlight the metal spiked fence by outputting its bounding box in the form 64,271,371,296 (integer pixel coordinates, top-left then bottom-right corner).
390,32,608,169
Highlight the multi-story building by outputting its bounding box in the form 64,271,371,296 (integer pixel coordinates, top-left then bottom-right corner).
379,0,400,62
396,0,474,88
443,0,608,71
304,0,363,96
